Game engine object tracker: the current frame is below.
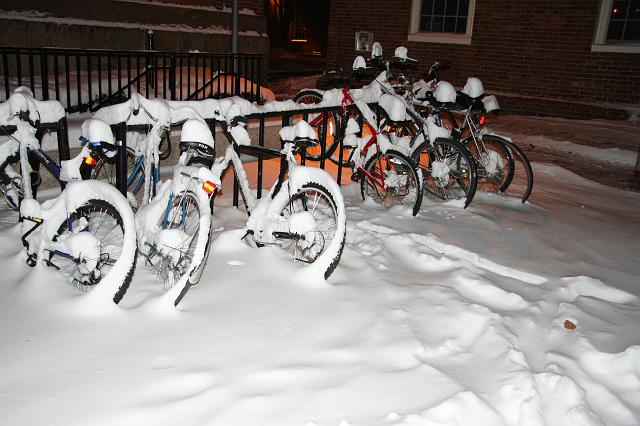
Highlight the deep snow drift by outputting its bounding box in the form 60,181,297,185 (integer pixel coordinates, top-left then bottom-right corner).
0,137,639,425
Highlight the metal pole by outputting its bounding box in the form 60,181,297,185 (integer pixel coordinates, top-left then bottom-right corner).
232,0,239,96
232,0,239,67
113,123,128,196
147,30,155,89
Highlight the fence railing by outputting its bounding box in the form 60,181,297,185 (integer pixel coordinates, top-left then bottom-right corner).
0,47,265,113
111,103,355,201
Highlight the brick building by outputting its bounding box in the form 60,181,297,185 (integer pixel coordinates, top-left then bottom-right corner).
326,0,640,118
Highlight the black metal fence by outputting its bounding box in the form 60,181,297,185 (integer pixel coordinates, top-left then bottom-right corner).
0,47,265,113
112,103,349,202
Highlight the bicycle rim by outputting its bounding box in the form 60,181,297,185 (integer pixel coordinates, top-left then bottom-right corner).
149,191,201,290
361,150,422,215
414,138,477,205
278,183,339,264
53,200,124,291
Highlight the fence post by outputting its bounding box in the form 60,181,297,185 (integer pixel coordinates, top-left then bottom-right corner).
256,57,262,103
40,49,49,100
146,30,155,89
169,54,177,101
113,123,128,195
56,117,70,162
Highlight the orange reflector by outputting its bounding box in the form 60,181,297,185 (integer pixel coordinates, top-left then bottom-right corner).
202,181,217,195
84,155,96,167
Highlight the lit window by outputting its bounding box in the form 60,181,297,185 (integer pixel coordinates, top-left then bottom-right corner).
408,0,476,44
593,0,640,52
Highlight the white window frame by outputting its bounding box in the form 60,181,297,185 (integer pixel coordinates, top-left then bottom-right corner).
408,0,476,45
592,0,640,53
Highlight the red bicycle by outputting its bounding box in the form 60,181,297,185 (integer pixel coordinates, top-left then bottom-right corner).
295,87,423,216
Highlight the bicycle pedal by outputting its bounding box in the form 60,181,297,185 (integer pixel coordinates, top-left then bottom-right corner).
241,229,254,241
350,171,361,182
26,254,37,267
43,259,60,270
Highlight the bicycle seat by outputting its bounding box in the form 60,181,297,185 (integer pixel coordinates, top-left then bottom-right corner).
292,136,318,148
279,121,319,149
179,119,215,160
455,91,485,110
422,92,457,111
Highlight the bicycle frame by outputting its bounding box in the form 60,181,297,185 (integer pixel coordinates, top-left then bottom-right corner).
216,124,334,246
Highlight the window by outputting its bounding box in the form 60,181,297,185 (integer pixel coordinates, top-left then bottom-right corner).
408,0,476,44
593,0,640,52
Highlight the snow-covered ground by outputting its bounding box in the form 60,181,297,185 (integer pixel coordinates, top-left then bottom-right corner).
0,119,639,425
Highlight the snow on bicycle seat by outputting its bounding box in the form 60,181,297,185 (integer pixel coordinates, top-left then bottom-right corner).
392,46,418,64
279,120,318,147
462,77,484,98
423,81,458,111
378,93,412,126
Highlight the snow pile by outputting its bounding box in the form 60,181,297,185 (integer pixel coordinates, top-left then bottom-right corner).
1,152,640,424
393,46,414,62
371,41,383,58
425,115,451,142
379,93,408,122
352,56,367,70
462,77,485,98
0,88,65,126
279,120,318,143
434,81,457,104
482,95,500,113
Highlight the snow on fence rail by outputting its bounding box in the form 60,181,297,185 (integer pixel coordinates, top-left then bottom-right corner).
0,85,384,202
0,47,266,113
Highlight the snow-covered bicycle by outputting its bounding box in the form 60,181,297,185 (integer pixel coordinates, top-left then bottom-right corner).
135,119,219,306
92,93,222,211
216,114,346,280
0,92,137,303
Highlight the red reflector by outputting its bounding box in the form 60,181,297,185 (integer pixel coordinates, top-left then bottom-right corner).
202,181,217,195
479,116,486,126
84,156,96,167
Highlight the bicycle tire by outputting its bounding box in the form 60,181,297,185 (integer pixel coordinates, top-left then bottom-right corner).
496,136,534,203
140,189,212,306
293,89,343,163
412,137,478,208
52,191,137,304
91,147,146,212
462,134,515,194
360,149,423,216
158,130,172,161
270,180,346,279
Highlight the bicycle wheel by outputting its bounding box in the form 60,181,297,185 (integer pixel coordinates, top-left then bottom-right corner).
91,148,146,212
499,137,534,203
463,134,515,193
274,181,345,279
360,149,423,216
412,137,478,208
294,89,342,162
53,198,135,303
144,190,212,304
158,130,172,161
293,89,324,104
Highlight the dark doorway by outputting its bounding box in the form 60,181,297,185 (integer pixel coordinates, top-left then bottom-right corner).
266,0,329,55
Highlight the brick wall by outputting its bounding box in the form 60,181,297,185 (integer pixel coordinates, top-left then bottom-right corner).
327,0,640,117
